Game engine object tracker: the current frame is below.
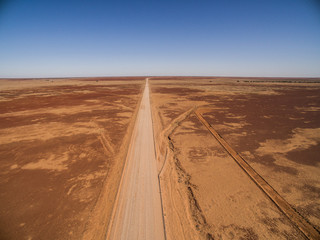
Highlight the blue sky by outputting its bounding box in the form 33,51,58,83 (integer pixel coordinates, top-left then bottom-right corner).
0,0,320,77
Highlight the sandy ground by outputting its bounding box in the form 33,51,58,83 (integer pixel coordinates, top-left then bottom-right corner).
1,76,320,240
0,78,144,240
107,79,165,240
149,77,320,239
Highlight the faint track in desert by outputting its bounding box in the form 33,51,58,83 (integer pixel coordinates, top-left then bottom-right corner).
195,108,320,240
106,79,165,240
158,107,196,176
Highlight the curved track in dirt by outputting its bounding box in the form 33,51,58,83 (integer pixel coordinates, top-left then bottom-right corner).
106,79,165,240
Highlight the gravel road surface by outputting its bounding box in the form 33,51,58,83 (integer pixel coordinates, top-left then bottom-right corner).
106,79,165,240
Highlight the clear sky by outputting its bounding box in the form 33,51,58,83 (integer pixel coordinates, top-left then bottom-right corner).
0,0,320,78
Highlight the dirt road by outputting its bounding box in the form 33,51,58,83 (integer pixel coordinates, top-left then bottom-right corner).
106,79,165,240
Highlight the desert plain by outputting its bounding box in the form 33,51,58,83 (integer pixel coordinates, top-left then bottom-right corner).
0,76,319,240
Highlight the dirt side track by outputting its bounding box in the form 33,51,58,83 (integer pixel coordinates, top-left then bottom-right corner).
149,77,320,239
195,108,320,240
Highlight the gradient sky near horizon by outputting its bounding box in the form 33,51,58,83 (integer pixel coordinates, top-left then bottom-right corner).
0,0,320,78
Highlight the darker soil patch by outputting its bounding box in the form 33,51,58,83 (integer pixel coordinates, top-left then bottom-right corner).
152,87,204,96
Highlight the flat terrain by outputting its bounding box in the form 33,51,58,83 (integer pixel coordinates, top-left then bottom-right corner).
0,78,144,239
107,79,165,240
1,76,320,240
149,77,320,239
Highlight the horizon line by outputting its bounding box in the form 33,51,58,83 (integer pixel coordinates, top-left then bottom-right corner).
1,75,320,80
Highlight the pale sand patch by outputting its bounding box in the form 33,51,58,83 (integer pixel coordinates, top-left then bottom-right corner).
116,112,132,118
75,171,106,182
295,106,320,112
223,121,249,129
256,128,320,156
85,99,101,104
289,117,304,120
241,150,255,159
0,90,94,102
0,104,103,118
21,152,69,171
228,131,248,138
225,114,246,119
10,164,19,169
0,121,99,144
66,171,107,199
